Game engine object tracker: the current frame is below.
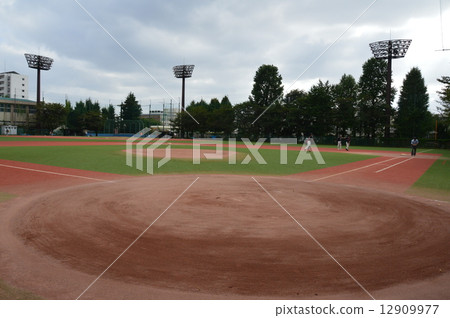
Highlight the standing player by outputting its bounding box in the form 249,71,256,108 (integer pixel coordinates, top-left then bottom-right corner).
345,135,351,151
337,135,342,150
411,137,419,156
305,134,313,152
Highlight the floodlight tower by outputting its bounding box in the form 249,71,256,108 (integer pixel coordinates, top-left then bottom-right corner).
173,64,195,112
24,53,54,106
369,39,411,138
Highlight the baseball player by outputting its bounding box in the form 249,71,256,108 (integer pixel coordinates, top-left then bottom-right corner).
411,137,419,156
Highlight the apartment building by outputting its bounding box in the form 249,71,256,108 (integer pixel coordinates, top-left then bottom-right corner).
0,71,29,99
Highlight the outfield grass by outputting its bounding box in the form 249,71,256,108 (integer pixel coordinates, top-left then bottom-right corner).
0,145,143,175
0,142,448,197
0,145,375,176
157,148,375,176
412,157,450,192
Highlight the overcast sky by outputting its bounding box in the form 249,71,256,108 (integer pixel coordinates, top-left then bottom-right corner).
1,0,449,113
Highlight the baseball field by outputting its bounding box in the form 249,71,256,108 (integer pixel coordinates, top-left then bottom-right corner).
0,135,448,300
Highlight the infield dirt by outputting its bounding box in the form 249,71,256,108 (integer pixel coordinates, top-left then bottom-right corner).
1,174,448,299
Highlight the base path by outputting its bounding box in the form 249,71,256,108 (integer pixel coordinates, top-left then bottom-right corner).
0,174,448,300
291,154,439,193
0,159,126,195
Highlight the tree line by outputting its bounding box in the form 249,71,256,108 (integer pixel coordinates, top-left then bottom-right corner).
34,57,450,140
176,58,448,140
34,92,157,135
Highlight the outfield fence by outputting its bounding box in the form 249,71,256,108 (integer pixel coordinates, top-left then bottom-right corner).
325,137,450,149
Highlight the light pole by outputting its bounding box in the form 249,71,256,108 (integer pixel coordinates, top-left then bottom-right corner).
369,39,411,138
24,53,54,107
173,64,194,137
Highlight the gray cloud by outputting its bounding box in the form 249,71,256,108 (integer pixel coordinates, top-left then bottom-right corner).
1,0,448,112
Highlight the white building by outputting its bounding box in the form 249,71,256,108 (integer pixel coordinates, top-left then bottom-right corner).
0,97,37,129
0,71,29,99
141,106,180,128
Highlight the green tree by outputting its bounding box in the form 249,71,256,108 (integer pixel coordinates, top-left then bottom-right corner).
436,76,450,138
210,96,235,136
84,99,102,135
283,89,309,137
437,76,450,120
105,104,115,120
101,104,117,134
120,92,142,121
332,74,357,135
357,58,395,139
36,102,68,132
208,97,221,111
185,100,209,137
395,67,432,138
101,107,109,121
234,101,257,138
67,100,87,134
250,64,284,137
305,80,334,136
251,64,283,107
85,110,102,135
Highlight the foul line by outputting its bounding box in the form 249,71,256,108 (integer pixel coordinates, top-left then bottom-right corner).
375,157,414,173
252,177,375,300
310,157,399,182
76,176,200,300
0,163,113,183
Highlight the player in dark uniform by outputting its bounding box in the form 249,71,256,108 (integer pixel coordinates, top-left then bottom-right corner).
411,137,419,156
337,135,342,150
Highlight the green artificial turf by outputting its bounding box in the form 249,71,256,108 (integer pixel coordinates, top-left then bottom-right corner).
0,145,142,175
0,144,374,176
0,142,447,197
412,156,450,192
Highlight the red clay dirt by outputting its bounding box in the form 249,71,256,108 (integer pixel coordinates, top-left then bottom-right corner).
0,148,449,300
291,155,440,193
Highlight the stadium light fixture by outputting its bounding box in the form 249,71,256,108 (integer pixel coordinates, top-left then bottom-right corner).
173,64,195,112
369,39,411,138
24,53,54,106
